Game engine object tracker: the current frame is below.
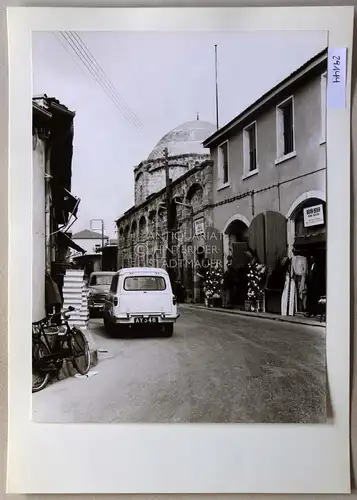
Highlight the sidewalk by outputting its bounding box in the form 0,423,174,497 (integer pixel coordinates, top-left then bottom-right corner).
181,303,326,328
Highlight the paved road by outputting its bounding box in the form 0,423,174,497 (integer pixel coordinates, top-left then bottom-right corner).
32,306,326,423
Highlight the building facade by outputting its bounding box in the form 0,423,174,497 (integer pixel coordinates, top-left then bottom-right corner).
32,96,83,322
116,119,220,302
71,229,109,256
203,49,327,314
134,120,215,205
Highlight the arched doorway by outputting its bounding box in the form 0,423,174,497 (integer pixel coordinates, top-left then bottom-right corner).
288,194,326,314
223,216,249,268
186,182,204,211
223,215,250,307
248,211,288,314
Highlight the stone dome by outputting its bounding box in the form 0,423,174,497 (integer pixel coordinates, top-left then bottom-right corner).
147,120,216,161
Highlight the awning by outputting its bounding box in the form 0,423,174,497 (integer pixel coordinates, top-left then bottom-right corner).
62,188,80,218
294,232,326,248
57,231,86,253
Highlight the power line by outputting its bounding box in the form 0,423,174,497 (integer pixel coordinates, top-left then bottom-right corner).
60,31,141,130
54,31,143,130
71,31,143,130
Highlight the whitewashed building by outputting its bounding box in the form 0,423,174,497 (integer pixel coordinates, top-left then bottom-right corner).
32,96,83,322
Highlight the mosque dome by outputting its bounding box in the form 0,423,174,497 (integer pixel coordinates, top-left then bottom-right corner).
147,119,216,161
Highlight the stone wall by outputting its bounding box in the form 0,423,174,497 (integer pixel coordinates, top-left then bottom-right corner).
117,160,214,302
134,153,210,205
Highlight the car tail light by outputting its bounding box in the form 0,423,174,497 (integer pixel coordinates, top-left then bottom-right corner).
172,295,177,305
114,297,118,306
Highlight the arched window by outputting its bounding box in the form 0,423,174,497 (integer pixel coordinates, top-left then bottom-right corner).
186,182,204,212
123,225,130,247
130,220,137,241
139,215,147,241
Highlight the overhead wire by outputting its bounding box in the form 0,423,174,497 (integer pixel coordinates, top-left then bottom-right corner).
70,31,143,130
53,30,143,131
60,31,141,130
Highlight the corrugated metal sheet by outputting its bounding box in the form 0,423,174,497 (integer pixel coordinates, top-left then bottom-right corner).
62,269,89,328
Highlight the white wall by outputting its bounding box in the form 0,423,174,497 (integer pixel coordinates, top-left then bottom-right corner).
71,237,108,256
32,137,46,322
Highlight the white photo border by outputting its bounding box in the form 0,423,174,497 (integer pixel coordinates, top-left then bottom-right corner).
7,6,354,494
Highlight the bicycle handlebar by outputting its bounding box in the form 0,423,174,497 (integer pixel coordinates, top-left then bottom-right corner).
48,306,75,320
32,306,76,327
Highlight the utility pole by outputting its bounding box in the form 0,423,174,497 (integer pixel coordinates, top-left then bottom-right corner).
164,147,173,282
215,44,219,130
101,220,104,271
90,218,104,271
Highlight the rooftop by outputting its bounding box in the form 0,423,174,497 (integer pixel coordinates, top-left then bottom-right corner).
147,119,216,160
203,48,328,148
72,229,109,240
32,95,75,117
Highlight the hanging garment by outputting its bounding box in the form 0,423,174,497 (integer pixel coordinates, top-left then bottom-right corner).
299,273,307,300
292,255,308,276
281,270,296,316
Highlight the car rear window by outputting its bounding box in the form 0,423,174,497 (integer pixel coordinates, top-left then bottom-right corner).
90,275,113,286
124,276,166,291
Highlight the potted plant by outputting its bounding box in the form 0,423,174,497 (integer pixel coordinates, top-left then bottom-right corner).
246,261,266,312
203,266,222,308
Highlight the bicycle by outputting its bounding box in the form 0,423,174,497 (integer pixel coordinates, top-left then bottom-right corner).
32,306,91,393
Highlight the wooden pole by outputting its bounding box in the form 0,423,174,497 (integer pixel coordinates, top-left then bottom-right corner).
215,44,219,130
101,220,104,271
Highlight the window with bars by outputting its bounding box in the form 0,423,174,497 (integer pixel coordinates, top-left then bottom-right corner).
218,141,229,186
276,97,295,158
320,72,327,143
243,122,258,175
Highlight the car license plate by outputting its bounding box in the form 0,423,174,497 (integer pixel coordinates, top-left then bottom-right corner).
134,317,158,324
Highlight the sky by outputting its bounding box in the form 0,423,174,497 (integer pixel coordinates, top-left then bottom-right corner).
32,30,327,238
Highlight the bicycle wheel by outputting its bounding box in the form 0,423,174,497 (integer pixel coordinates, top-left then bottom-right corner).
70,327,91,375
32,339,51,393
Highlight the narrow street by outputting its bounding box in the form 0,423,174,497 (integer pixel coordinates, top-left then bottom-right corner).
32,306,326,424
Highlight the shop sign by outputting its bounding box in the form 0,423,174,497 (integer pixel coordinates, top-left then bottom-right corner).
194,217,205,236
303,204,324,227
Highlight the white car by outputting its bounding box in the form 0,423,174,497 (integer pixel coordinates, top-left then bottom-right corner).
103,267,180,337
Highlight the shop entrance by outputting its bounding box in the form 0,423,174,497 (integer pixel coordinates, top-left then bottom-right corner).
224,218,249,307
291,198,326,314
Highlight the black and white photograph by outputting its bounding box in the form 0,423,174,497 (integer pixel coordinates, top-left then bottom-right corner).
31,29,328,424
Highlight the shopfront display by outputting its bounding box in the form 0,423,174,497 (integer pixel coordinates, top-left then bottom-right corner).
292,198,326,315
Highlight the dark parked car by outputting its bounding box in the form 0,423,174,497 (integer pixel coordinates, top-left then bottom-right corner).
87,271,116,317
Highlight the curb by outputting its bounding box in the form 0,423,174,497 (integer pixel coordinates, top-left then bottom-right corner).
181,303,326,328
